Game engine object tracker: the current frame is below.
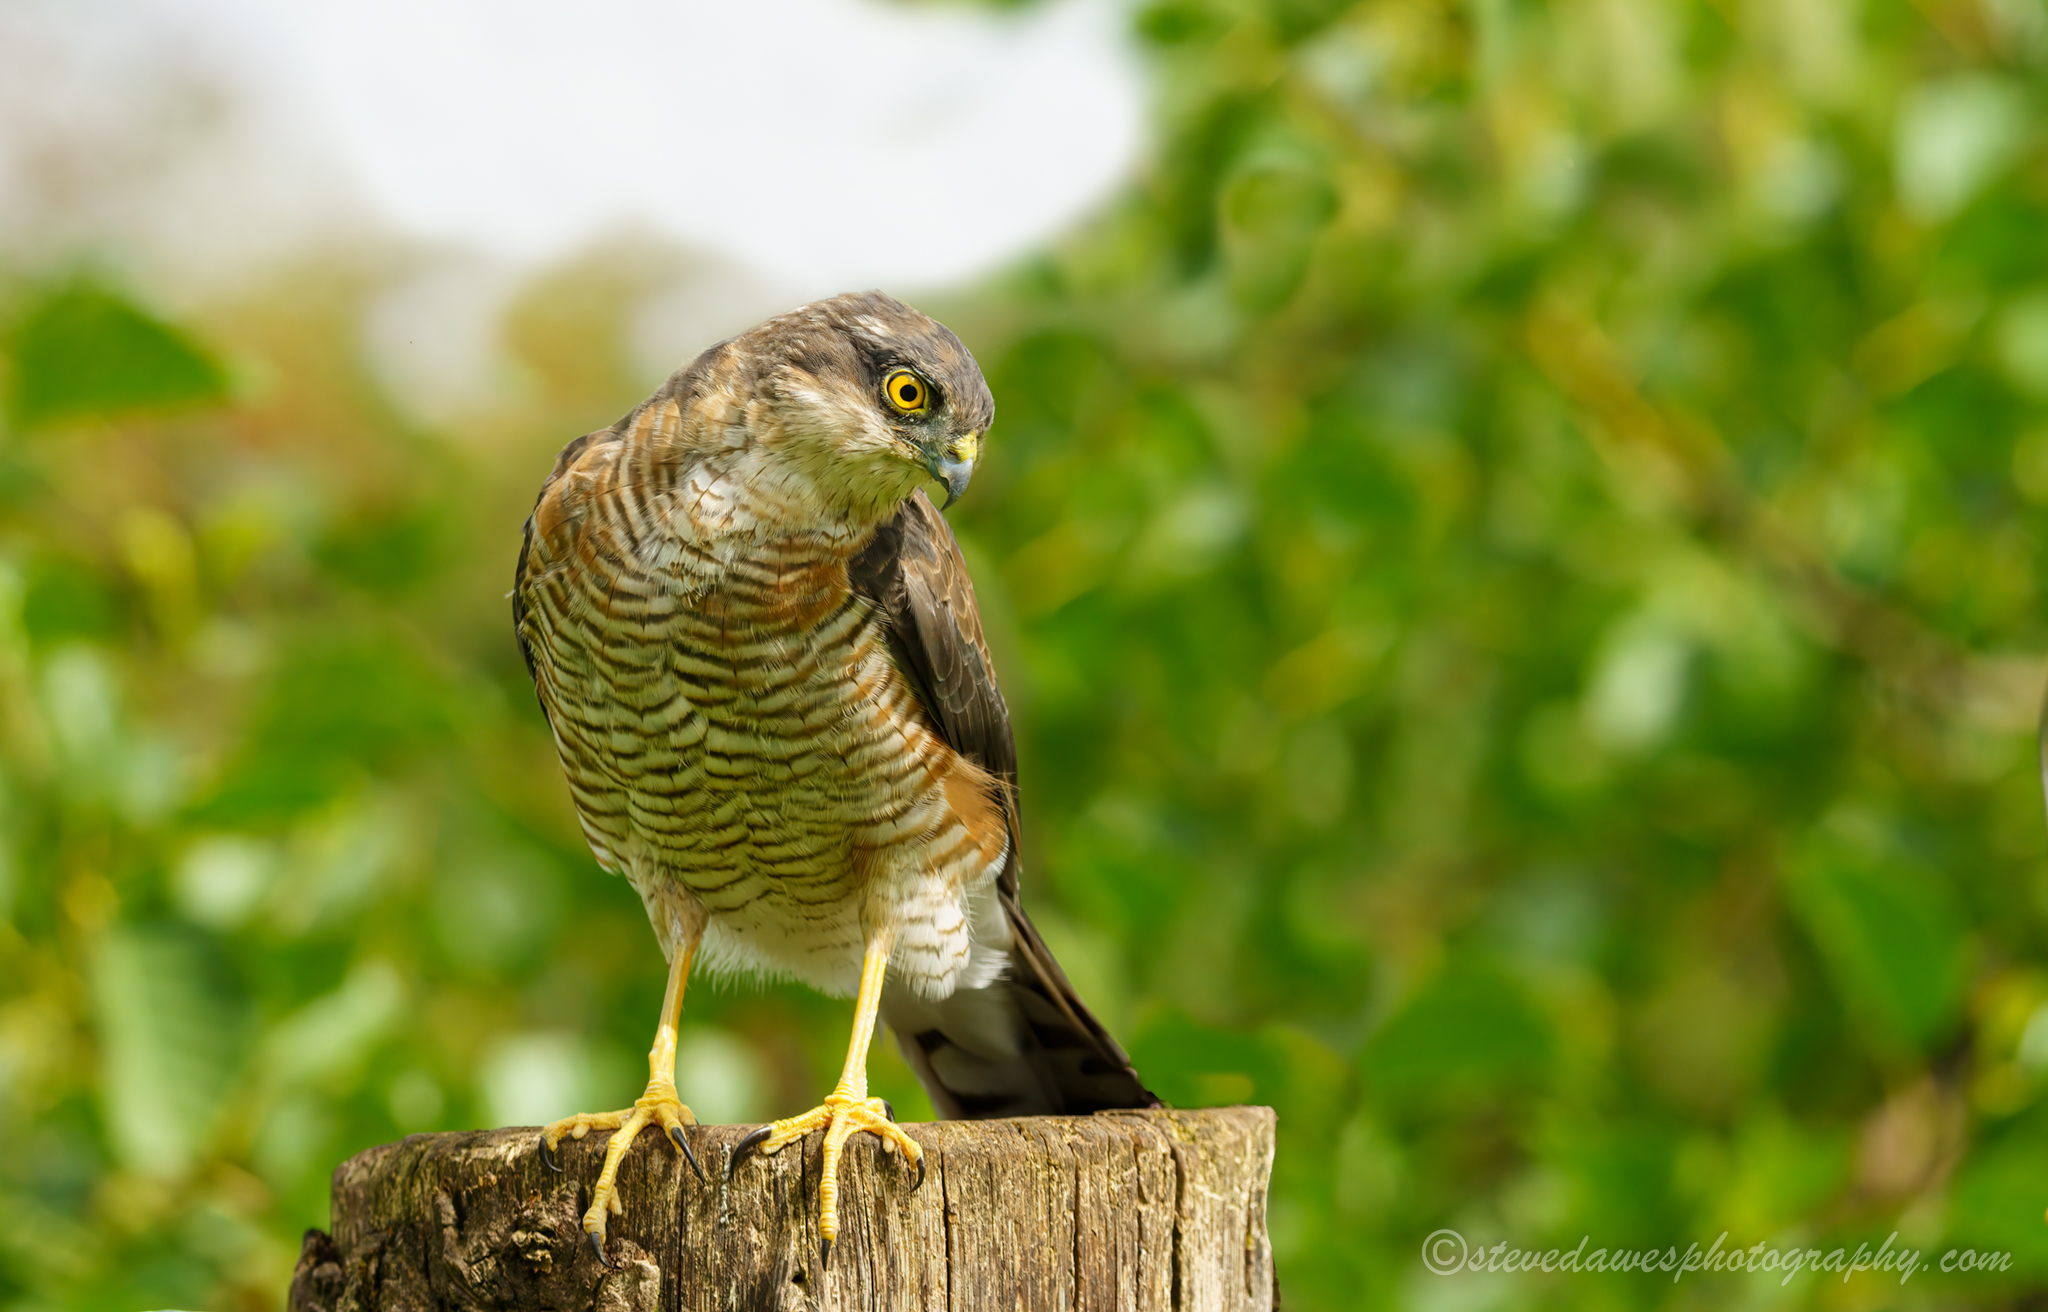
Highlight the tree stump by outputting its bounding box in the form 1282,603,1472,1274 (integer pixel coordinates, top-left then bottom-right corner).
289,1107,1276,1312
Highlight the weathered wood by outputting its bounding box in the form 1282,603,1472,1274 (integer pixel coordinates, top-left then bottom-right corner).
289,1107,1275,1312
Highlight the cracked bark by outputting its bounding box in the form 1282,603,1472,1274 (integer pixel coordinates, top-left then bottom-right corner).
290,1107,1275,1312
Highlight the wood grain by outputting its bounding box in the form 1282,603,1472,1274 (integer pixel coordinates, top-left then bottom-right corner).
289,1107,1275,1312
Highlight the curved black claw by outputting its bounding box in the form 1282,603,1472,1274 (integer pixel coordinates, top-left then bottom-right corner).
819,1236,834,1271
727,1125,774,1183
881,1100,896,1123
587,1230,608,1269
909,1151,926,1193
539,1133,562,1174
668,1124,705,1182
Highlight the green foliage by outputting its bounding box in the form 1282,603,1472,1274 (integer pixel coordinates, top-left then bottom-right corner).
5,2,2048,1309
6,283,227,429
1361,960,1553,1109
1788,822,1970,1053
92,924,255,1175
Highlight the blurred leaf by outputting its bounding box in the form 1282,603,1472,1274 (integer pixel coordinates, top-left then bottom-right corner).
1127,1010,1291,1109
1223,165,1337,311
672,1028,769,1126
260,960,403,1092
1942,1110,2048,1277
478,1031,628,1129
431,845,565,975
20,555,123,646
1361,961,1554,1109
7,283,227,429
1787,826,1969,1055
1895,76,2030,225
1552,1120,1685,1252
313,509,445,596
194,636,456,822
91,924,252,1175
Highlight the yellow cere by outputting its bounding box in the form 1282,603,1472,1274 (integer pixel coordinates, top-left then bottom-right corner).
884,369,927,413
947,431,980,464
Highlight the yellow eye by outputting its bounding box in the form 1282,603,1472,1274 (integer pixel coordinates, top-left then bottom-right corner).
883,369,929,414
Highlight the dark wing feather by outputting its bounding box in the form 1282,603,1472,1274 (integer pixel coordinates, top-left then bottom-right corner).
849,491,1016,789
849,491,1158,1118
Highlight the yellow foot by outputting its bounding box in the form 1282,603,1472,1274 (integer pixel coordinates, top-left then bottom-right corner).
538,1082,702,1265
727,1093,925,1267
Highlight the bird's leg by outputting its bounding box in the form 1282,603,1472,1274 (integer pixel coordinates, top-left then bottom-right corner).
539,920,705,1264
728,926,923,1267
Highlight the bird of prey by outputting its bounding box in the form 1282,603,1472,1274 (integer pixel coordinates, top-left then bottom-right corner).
511,291,1156,1267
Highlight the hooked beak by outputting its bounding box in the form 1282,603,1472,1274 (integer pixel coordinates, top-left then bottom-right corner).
925,430,979,510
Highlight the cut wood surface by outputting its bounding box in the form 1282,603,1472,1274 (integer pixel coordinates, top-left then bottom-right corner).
289,1107,1276,1312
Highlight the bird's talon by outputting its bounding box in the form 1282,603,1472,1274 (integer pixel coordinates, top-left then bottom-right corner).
587,1230,608,1268
820,1236,834,1270
909,1153,925,1193
881,1099,895,1123
669,1124,704,1181
539,1132,562,1174
728,1125,774,1181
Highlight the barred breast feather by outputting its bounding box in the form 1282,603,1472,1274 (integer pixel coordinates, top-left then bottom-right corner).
515,395,1010,1001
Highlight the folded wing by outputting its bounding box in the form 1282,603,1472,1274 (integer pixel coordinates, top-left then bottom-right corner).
849,491,1159,1117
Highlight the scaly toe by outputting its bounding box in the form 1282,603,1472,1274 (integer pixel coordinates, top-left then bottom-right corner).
833,1096,922,1165
739,1094,924,1268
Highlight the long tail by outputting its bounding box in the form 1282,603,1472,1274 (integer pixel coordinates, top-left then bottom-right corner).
879,903,1159,1119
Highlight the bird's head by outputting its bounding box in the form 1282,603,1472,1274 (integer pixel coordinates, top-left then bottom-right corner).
678,291,994,527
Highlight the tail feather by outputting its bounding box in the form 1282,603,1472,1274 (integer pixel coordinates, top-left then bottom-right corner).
881,904,1159,1119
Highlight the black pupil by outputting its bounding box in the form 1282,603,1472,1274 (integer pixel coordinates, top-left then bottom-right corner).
898,381,918,404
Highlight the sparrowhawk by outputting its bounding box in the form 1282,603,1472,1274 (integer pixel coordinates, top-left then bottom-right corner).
511,291,1156,1267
